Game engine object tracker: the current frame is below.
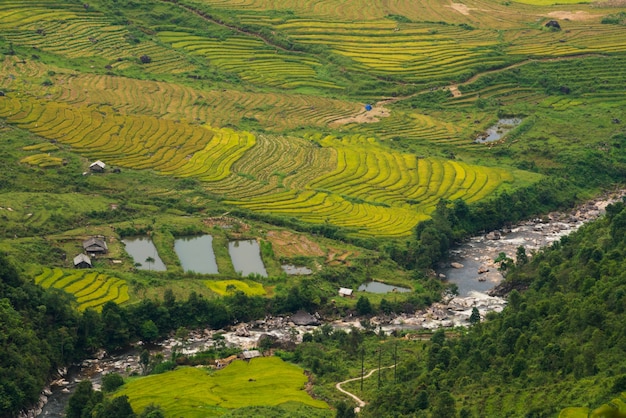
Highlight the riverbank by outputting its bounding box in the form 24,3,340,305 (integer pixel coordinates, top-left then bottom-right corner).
33,189,625,417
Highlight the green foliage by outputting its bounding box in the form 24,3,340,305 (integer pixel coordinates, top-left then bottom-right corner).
102,373,125,393
469,307,480,325
355,296,373,316
365,202,626,416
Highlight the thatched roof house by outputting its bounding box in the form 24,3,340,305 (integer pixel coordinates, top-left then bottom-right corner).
338,287,353,298
241,350,261,361
89,160,106,172
73,253,92,269
83,237,108,254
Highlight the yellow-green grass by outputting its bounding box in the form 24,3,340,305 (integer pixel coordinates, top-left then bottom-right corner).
116,357,328,417
559,392,626,417
0,192,112,228
20,153,63,167
22,143,59,152
35,267,129,311
205,279,266,296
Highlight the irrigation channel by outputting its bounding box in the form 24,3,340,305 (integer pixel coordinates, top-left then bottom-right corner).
32,191,624,417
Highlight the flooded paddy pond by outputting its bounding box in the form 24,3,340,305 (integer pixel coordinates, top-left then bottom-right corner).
228,240,268,277
475,117,522,143
281,264,313,275
174,235,219,274
122,237,166,271
358,281,411,293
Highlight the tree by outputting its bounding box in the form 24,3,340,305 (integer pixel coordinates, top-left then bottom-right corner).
140,404,165,418
469,307,480,325
335,400,356,418
102,373,124,393
94,395,136,418
433,391,457,418
66,380,95,418
140,320,159,343
495,252,514,272
356,296,373,316
140,349,151,375
145,256,155,271
516,246,529,266
379,298,393,314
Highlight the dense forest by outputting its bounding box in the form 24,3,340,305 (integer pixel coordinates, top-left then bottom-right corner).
363,200,626,417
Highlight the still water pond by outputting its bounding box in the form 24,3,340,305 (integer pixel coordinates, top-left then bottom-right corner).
358,281,411,293
281,264,313,275
229,240,268,277
174,235,219,274
122,237,166,271
475,118,522,143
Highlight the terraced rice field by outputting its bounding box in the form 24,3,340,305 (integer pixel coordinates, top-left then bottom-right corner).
159,31,339,89
8,68,360,132
0,2,194,74
200,0,542,25
20,153,63,167
35,267,129,311
0,87,517,236
116,357,328,416
6,0,612,237
227,134,514,236
276,20,509,83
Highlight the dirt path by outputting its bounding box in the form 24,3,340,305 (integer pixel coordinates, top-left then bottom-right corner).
335,365,396,413
447,53,606,98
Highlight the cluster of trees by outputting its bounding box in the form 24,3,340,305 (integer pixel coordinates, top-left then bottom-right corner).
67,378,163,418
0,254,84,417
363,199,626,416
386,177,580,270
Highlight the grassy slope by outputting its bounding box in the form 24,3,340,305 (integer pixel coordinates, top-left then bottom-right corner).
116,357,330,417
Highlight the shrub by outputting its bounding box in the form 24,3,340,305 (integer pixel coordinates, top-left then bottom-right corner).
102,373,124,393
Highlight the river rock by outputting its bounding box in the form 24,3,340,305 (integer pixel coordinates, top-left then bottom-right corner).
485,231,500,240
477,265,489,274
450,262,464,269
235,324,250,337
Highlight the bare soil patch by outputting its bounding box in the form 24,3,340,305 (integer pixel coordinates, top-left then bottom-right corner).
330,100,392,127
449,85,462,97
448,3,472,15
547,10,601,21
266,230,324,258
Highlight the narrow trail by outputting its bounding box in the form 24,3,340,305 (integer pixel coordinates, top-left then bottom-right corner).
335,365,396,413
447,53,607,97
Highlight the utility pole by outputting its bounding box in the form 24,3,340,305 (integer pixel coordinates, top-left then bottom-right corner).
360,347,364,392
395,341,398,383
378,347,382,389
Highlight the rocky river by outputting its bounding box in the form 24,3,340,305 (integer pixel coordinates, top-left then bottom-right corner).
31,190,625,417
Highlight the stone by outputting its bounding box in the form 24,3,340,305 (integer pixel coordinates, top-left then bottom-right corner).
545,20,561,30
450,262,464,269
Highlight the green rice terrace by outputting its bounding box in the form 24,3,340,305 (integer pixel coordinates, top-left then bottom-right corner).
0,0,625,415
